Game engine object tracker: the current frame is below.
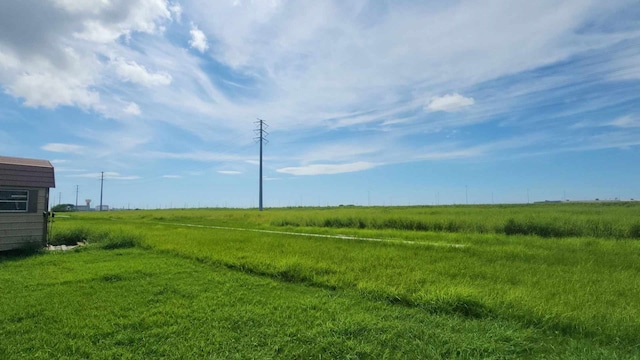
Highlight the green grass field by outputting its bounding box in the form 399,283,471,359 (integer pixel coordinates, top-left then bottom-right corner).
2,203,639,358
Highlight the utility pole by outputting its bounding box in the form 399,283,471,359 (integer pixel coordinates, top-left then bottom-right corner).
99,171,104,211
75,185,79,208
255,119,269,211
465,185,468,205
58,192,61,206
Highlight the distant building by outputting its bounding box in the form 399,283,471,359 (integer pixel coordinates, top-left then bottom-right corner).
76,199,93,212
95,205,109,211
0,156,55,251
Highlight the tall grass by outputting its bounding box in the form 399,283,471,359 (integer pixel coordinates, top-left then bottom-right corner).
52,210,640,349
50,226,141,249
268,203,640,239
70,202,640,239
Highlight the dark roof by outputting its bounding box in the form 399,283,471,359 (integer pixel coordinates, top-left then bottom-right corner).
0,156,55,188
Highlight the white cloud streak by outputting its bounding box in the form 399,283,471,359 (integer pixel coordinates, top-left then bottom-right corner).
112,57,172,87
42,143,85,154
426,93,475,112
277,162,379,176
609,115,640,128
70,172,140,180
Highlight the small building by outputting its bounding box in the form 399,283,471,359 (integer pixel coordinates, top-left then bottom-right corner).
75,199,93,212
0,156,55,251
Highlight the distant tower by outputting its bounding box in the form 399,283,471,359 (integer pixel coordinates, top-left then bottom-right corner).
85,199,91,208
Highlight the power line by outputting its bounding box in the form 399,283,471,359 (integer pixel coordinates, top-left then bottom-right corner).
255,119,269,211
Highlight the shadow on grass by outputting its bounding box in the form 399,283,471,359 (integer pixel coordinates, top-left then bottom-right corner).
0,245,44,263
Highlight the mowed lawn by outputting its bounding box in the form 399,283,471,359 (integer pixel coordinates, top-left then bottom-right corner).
2,204,639,358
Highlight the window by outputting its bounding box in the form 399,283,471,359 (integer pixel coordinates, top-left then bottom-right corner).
0,190,29,212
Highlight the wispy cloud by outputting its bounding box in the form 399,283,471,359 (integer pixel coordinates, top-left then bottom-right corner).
571,115,640,129
69,172,140,180
56,168,86,173
42,143,85,154
112,57,172,87
277,162,380,176
217,170,242,175
162,174,182,179
143,151,251,162
609,115,640,128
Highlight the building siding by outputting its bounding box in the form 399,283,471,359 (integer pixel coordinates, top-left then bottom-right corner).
0,188,49,251
0,214,46,251
0,156,54,251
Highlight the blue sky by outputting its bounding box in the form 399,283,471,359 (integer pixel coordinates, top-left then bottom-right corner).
1,0,639,208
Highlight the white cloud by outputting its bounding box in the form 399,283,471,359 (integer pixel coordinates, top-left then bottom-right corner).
55,168,86,172
609,115,640,128
42,143,85,154
1,0,639,177
218,170,242,175
66,0,172,43
0,0,174,110
70,172,140,180
426,93,475,112
4,48,100,109
162,174,182,178
112,57,172,86
571,115,640,129
124,102,142,116
50,159,69,164
144,150,250,162
169,3,183,23
189,24,208,53
415,133,549,161
277,162,379,176
9,75,99,109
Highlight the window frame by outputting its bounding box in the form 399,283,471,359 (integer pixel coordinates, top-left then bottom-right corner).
0,189,30,213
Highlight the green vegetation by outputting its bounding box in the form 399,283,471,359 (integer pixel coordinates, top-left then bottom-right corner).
266,203,640,239
5,245,630,359
51,203,76,212
2,203,639,358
